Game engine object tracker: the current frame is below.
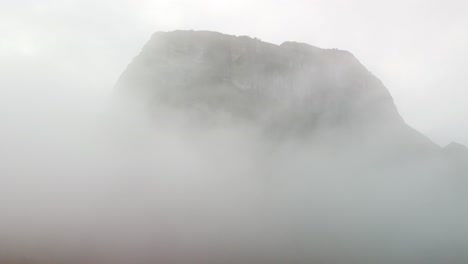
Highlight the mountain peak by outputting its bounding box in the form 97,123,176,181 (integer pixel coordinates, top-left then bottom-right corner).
118,30,403,127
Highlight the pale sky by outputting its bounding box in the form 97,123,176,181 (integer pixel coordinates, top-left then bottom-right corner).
1,0,467,146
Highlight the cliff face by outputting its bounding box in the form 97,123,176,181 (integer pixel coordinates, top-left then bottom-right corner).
108,30,468,264
117,31,402,128
115,30,465,174
117,31,436,149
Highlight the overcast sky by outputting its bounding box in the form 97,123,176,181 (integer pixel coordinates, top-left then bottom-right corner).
1,0,467,146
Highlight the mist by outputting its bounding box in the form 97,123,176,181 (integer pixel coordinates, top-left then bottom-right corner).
1,43,466,264
2,0,468,145
1,93,464,263
1,2,467,264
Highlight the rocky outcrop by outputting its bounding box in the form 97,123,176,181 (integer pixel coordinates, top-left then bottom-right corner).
115,30,466,176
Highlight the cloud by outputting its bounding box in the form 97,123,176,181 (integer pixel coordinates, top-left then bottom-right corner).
1,0,467,145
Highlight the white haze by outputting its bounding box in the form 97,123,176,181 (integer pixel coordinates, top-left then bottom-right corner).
0,1,467,264
0,92,465,263
1,0,468,145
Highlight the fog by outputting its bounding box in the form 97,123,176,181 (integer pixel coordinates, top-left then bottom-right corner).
1,1,467,264
1,91,465,263
2,0,468,145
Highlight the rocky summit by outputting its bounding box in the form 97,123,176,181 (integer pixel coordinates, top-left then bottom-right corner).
115,31,468,164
